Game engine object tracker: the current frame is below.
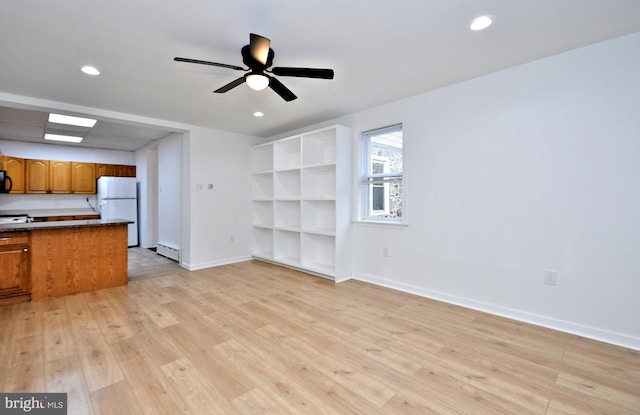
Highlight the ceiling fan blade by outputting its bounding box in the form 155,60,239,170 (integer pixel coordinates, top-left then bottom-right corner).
174,57,245,71
249,33,271,66
214,76,246,93
271,67,334,79
269,77,297,102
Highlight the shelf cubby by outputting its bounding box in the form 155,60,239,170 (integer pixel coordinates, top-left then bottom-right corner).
273,169,301,199
252,143,273,173
273,137,301,170
252,201,273,227
301,233,336,275
252,173,273,200
301,165,336,199
274,200,301,230
252,227,273,259
301,200,336,234
302,129,337,166
274,230,301,265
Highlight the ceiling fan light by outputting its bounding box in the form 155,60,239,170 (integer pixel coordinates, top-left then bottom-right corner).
246,74,269,91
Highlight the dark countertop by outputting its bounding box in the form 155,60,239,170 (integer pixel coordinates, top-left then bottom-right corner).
0,218,133,233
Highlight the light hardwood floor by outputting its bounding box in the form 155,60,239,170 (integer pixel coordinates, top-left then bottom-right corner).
1,260,639,414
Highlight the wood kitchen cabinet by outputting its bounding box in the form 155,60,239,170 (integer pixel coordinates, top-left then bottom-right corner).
97,163,136,178
7,156,134,194
26,159,72,193
96,163,117,178
0,232,30,305
26,159,97,194
1,156,26,194
117,165,136,177
50,160,72,193
71,162,96,193
25,159,49,193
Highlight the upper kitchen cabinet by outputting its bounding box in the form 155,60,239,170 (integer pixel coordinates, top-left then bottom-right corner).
117,165,136,177
96,164,136,178
49,160,72,193
26,159,71,194
96,164,117,178
71,162,96,194
25,159,50,193
1,156,25,194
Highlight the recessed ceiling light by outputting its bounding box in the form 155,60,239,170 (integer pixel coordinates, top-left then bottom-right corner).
253,111,264,117
49,113,97,128
81,65,100,75
470,15,494,31
44,134,84,143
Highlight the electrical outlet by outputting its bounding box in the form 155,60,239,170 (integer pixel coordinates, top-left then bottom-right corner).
382,247,389,257
544,270,557,286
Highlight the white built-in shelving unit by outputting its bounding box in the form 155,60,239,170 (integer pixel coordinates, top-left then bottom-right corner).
251,125,352,281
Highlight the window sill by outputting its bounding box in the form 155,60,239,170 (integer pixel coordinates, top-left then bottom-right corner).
354,219,408,227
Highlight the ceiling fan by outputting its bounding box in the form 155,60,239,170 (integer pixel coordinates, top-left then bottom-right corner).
174,33,334,102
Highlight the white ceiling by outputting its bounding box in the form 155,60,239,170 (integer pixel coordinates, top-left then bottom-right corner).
1,0,639,151
0,106,173,151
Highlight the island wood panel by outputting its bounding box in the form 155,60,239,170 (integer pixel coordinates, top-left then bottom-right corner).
0,232,30,305
30,224,128,301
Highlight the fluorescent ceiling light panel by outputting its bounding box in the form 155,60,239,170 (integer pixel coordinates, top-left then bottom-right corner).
44,134,84,143
48,113,97,128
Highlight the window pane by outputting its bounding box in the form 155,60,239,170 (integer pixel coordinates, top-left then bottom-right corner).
367,179,402,218
372,184,386,211
372,161,386,175
361,124,404,222
368,129,402,175
389,180,403,218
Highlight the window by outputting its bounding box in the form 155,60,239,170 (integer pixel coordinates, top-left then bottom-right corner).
359,124,404,223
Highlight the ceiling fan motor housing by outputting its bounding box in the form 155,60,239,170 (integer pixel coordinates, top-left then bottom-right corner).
241,45,274,70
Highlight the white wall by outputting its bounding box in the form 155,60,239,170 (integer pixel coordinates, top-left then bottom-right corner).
134,146,158,248
183,126,260,270
271,32,640,350
0,139,134,211
157,133,182,252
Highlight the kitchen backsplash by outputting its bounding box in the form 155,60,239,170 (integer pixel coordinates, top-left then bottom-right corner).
0,193,98,212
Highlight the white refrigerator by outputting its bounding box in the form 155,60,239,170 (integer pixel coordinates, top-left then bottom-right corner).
97,176,138,246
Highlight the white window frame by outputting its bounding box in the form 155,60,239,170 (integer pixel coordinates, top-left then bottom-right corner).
369,156,391,216
357,123,406,224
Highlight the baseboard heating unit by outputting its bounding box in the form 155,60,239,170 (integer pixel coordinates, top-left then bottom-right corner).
156,243,180,262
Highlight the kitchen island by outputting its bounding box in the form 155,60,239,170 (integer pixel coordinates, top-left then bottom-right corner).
0,219,130,302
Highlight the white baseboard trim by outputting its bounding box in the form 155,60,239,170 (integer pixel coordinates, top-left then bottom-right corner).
351,272,640,351
182,255,253,271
